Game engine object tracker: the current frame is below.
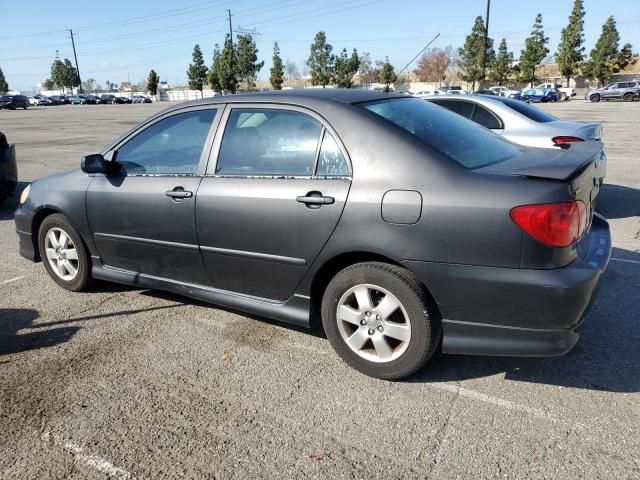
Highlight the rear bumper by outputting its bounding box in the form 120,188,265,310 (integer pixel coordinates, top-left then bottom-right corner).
403,215,611,357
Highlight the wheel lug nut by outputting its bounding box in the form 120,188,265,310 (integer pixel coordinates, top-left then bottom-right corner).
376,315,381,321
368,329,375,335
377,326,383,332
360,319,367,325
366,311,371,317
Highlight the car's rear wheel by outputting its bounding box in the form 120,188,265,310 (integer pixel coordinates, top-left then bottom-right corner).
38,213,93,292
623,93,634,102
321,262,441,380
590,94,600,102
559,92,567,101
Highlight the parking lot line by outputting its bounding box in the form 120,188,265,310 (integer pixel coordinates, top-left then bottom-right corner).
41,432,132,479
0,276,24,285
610,257,640,265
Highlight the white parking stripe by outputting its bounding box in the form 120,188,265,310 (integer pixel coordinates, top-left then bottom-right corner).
610,257,640,265
42,432,132,479
0,276,24,285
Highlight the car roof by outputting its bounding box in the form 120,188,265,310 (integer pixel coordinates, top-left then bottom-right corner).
159,88,406,114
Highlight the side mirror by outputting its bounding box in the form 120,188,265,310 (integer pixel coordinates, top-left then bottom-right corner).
81,153,107,174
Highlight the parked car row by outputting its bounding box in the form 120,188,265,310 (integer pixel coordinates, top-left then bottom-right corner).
12,94,154,107
15,89,610,380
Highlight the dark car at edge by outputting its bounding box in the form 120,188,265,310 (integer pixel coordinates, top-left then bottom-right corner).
14,90,611,380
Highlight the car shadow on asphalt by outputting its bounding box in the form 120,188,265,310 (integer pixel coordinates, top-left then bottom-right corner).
0,308,79,357
410,246,640,393
597,183,640,219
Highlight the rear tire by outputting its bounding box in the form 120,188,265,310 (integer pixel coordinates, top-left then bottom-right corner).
38,213,93,292
321,262,441,380
590,94,600,103
559,92,567,101
623,93,634,102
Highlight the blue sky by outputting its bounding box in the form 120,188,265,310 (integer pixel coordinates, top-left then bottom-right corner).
2,0,639,92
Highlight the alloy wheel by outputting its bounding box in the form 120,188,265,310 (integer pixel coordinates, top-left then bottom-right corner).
44,227,79,281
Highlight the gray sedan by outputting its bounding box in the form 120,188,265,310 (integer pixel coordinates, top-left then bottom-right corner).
428,94,602,148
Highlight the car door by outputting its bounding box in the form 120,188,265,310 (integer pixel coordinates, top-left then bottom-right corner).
86,106,220,284
195,105,352,301
603,83,618,99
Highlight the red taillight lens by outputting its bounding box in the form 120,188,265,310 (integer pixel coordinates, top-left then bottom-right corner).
510,201,587,248
552,136,585,146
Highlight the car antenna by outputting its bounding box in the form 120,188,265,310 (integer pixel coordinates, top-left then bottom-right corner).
395,33,441,79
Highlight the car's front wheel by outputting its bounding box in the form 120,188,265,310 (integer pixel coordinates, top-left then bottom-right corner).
321,262,441,380
590,94,601,102
38,213,93,291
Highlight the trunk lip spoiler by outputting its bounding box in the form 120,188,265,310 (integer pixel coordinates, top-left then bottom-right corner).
512,143,605,182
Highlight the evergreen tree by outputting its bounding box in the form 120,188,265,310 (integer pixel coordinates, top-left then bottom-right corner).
147,69,160,97
334,48,360,88
63,59,80,92
0,67,9,93
209,44,223,92
378,57,396,92
613,43,634,73
187,44,208,97
458,16,494,90
519,14,549,86
270,42,284,90
236,34,263,91
489,39,513,86
43,78,54,90
50,58,67,92
556,0,585,86
583,16,621,86
219,34,238,93
307,31,334,87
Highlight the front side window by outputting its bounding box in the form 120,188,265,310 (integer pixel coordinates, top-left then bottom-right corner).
362,98,520,169
115,109,217,175
216,108,322,176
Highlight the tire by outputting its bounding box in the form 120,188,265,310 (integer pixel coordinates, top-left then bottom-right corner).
38,213,93,292
590,94,600,103
559,92,567,101
623,93,634,102
321,262,441,380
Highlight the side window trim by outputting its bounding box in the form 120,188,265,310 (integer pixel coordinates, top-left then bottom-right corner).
108,105,221,177
205,103,352,178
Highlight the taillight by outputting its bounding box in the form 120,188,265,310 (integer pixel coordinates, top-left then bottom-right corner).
510,201,587,248
552,136,585,146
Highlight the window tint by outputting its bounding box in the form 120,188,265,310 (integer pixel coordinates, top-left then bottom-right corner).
430,99,474,119
216,108,322,176
471,105,502,129
492,96,557,123
363,98,520,169
116,109,216,175
316,131,349,176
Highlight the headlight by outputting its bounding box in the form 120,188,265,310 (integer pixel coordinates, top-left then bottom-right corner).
19,184,31,205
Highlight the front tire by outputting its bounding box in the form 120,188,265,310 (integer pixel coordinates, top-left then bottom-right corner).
321,262,441,380
590,94,600,102
38,213,93,292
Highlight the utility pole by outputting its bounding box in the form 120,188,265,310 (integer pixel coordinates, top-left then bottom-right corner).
68,29,83,94
226,9,233,43
481,0,491,87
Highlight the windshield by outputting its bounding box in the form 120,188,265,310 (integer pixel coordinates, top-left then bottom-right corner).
361,97,521,169
492,96,557,123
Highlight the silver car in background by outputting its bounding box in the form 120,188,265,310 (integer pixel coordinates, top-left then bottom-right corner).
427,94,602,149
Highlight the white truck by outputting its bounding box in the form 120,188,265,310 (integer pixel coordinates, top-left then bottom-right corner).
534,83,576,101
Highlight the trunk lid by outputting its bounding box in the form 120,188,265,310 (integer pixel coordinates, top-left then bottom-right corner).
548,120,602,141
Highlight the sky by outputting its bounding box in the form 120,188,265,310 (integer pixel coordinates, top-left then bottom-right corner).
1,0,639,92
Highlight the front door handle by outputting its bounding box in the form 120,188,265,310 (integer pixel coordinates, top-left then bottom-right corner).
296,191,335,208
165,187,193,199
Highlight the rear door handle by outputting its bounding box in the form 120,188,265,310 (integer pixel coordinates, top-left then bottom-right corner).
296,193,335,207
165,188,193,199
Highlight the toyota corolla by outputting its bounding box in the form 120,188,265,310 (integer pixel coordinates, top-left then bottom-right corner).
15,90,611,380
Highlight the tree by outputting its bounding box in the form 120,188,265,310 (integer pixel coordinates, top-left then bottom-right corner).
556,0,585,86
147,69,160,97
414,47,453,83
458,16,494,90
519,14,549,86
583,17,622,86
284,59,300,81
489,39,513,85
62,59,80,92
236,34,263,91
208,44,223,92
358,52,378,85
613,42,634,73
81,78,96,93
187,44,208,97
50,58,67,92
378,57,395,92
0,67,8,93
43,78,54,90
333,48,360,88
270,42,284,90
219,34,238,93
307,31,334,87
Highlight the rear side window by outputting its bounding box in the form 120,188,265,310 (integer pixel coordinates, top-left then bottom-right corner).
362,98,520,169
472,105,502,129
493,97,557,123
216,108,322,176
430,99,474,119
316,131,349,176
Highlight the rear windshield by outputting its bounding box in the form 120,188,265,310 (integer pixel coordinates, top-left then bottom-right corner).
493,96,557,123
361,97,520,169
